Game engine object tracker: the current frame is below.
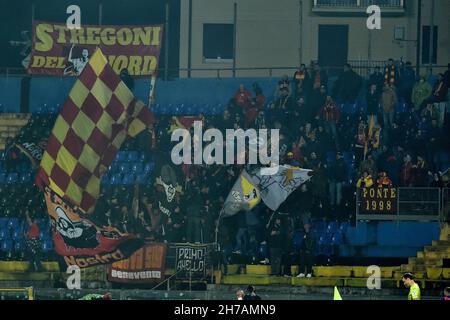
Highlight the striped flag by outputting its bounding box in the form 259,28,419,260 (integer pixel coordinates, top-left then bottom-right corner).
37,48,156,213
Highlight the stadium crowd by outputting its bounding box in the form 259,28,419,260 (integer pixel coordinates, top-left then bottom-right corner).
1,59,449,276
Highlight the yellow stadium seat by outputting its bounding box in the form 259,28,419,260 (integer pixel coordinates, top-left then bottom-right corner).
246,265,271,275
426,267,442,280
313,266,352,277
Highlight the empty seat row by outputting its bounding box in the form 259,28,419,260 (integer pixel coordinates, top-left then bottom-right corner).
0,172,34,184
0,239,54,253
102,172,151,185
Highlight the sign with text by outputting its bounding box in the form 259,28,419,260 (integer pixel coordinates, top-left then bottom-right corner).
361,187,397,213
107,243,167,284
175,243,207,279
28,21,163,76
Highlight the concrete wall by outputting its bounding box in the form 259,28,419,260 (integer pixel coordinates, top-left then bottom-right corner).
179,0,450,78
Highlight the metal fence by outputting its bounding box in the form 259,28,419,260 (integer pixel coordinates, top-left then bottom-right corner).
356,187,442,222
443,188,450,222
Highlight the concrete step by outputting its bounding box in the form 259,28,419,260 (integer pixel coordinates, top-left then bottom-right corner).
432,240,450,246
401,264,426,272
0,113,30,118
0,119,29,127
408,257,443,267
418,251,450,259
424,245,450,253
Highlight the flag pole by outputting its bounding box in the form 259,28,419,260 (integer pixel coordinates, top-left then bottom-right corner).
214,208,224,247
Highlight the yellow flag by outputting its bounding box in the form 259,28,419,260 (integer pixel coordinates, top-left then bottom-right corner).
333,286,343,300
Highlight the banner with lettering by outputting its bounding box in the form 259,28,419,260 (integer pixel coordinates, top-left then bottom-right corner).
175,243,208,280
107,243,167,284
28,21,163,76
361,187,397,213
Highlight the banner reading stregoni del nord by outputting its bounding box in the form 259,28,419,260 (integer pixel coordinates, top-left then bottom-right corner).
28,21,163,76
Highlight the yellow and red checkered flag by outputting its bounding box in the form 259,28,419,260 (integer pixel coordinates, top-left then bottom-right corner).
36,48,156,214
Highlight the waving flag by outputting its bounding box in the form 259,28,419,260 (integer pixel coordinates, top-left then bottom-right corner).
36,48,155,266
37,48,156,213
251,165,313,211
223,170,261,217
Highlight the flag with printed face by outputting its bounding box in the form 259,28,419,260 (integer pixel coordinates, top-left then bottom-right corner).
250,165,313,211
37,48,156,213
223,170,261,217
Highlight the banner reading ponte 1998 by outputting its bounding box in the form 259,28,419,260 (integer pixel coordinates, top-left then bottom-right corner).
28,21,163,76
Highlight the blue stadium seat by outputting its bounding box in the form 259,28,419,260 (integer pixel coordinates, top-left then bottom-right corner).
0,218,8,229
138,152,147,161
118,163,130,174
318,243,332,257
331,232,344,245
41,240,54,252
339,221,349,233
116,151,128,162
101,174,110,185
327,221,340,234
7,218,20,231
6,173,18,184
143,163,154,173
0,228,10,240
131,163,143,173
122,173,135,185
110,174,123,185
11,229,24,241
0,173,5,184
39,231,51,241
127,151,139,162
19,173,32,183
0,239,13,252
13,240,25,252
319,232,332,244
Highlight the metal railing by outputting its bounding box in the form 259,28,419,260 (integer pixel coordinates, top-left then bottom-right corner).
442,188,450,223
0,64,448,79
356,187,442,222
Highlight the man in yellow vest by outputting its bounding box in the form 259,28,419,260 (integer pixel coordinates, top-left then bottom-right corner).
402,273,421,300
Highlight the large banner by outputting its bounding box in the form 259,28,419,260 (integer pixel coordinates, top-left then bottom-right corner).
28,21,163,76
107,243,167,284
175,243,208,280
44,188,144,268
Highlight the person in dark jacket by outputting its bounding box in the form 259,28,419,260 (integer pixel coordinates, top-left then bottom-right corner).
327,152,348,208
428,73,449,128
268,215,283,276
368,66,385,92
333,63,362,103
399,61,416,106
296,223,316,278
366,83,380,125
